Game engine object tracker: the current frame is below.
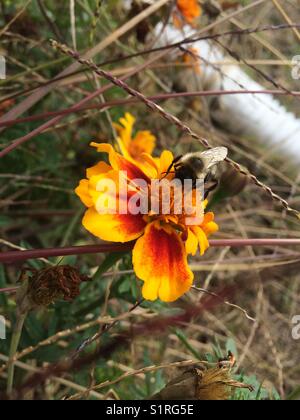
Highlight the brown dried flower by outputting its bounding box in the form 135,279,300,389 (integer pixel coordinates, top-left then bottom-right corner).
150,363,253,400
19,265,89,309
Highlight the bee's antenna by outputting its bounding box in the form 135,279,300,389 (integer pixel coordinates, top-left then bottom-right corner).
160,155,182,180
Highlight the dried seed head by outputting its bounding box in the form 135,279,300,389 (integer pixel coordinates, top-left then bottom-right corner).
150,364,253,400
197,366,254,400
24,265,89,308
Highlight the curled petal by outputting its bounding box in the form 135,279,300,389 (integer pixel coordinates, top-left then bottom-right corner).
114,112,136,149
133,222,194,302
203,221,219,236
82,207,146,243
201,212,219,236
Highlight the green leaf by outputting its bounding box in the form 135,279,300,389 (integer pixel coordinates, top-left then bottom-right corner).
287,385,300,400
174,328,201,360
93,252,128,282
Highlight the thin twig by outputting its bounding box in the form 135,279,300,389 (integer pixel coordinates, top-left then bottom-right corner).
0,0,32,37
72,299,144,359
67,359,207,400
191,286,256,322
0,354,104,399
271,0,300,42
37,0,64,42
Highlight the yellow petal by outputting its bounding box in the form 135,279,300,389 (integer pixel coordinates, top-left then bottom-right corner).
185,228,198,256
86,161,111,179
133,222,194,302
114,112,136,149
159,150,174,176
201,212,219,236
203,221,219,236
116,136,130,159
192,226,210,256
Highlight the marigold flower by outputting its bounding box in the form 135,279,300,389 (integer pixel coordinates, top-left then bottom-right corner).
75,143,218,302
175,0,202,26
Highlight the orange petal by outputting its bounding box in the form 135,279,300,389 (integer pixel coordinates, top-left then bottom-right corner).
202,211,215,224
86,161,111,179
130,131,156,157
133,222,194,302
177,0,201,23
82,207,146,243
75,179,93,208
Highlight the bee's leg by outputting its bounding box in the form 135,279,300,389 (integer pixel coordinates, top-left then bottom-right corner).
204,179,219,199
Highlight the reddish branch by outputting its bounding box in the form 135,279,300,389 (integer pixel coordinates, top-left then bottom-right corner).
1,239,300,263
1,90,300,129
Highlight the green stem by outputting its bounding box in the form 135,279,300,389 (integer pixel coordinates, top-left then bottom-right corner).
6,311,27,394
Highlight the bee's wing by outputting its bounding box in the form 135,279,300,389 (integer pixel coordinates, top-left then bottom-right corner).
199,147,228,170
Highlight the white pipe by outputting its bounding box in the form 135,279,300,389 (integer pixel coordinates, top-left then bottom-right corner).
152,23,300,163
